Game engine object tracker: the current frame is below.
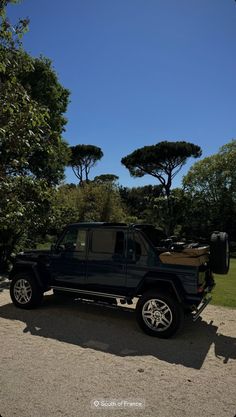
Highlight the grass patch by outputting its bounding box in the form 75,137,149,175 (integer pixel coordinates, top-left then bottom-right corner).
211,258,236,308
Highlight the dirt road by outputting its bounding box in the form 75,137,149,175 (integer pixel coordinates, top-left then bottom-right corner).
0,288,236,417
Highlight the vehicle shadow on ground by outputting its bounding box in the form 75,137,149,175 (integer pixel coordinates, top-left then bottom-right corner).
0,293,235,369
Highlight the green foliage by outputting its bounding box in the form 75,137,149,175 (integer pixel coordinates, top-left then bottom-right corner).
0,1,70,268
119,185,163,224
20,57,70,134
183,140,236,200
0,176,53,268
50,182,126,235
183,140,236,239
69,144,104,184
151,188,190,236
79,183,121,222
121,141,202,234
0,53,70,184
0,1,29,48
0,2,70,185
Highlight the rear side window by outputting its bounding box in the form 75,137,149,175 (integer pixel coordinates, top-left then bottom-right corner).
133,232,148,262
132,231,157,266
91,230,125,256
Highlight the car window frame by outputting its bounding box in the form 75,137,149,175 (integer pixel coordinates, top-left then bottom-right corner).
56,226,88,254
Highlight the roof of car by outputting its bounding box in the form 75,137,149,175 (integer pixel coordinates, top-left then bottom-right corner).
68,222,129,228
67,222,156,229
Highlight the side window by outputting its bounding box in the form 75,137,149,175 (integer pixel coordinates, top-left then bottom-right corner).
132,231,155,266
133,232,147,262
91,229,125,259
59,228,87,252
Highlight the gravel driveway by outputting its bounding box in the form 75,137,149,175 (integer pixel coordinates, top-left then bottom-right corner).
0,288,236,417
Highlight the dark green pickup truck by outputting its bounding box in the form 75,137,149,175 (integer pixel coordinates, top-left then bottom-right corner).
9,223,230,338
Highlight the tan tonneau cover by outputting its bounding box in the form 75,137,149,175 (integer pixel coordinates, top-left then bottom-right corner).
182,246,209,256
159,246,209,266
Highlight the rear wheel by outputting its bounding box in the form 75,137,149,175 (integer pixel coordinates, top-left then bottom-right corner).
10,273,43,309
136,291,183,338
210,231,230,275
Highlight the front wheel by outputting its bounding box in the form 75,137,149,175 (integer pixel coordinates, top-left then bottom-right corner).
10,273,43,309
136,291,184,338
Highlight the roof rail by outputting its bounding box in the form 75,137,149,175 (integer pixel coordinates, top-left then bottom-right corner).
103,222,128,227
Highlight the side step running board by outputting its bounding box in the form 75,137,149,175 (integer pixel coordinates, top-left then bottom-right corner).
51,286,127,301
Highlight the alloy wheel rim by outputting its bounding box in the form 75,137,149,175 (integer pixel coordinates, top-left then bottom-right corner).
14,279,32,304
142,298,173,331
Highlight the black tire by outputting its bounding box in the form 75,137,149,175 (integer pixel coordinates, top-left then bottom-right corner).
210,231,230,275
10,272,43,309
136,291,184,338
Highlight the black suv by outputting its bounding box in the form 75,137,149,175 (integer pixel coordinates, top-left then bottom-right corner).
9,223,230,338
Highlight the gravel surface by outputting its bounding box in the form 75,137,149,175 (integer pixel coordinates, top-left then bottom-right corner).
0,288,236,417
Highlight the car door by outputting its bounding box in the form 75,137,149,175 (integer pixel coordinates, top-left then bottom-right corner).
85,228,127,294
126,230,158,291
50,226,88,287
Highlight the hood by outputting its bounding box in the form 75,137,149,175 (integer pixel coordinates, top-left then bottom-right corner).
16,249,51,262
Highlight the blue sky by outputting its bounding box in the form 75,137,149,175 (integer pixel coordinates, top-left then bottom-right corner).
7,0,236,187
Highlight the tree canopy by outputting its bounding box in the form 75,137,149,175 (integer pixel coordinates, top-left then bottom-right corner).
121,141,202,234
0,9,70,184
69,144,104,184
50,181,126,233
121,141,202,197
20,57,70,135
182,140,236,239
94,174,119,184
0,0,70,268
183,140,236,201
